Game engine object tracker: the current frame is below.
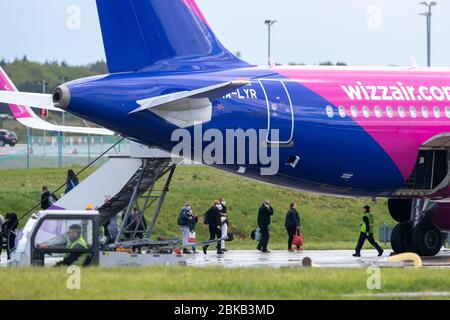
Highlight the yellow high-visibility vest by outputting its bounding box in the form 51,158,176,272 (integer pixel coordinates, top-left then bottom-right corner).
67,236,89,267
360,213,375,234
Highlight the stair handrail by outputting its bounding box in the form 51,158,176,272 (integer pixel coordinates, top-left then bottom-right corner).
18,137,126,222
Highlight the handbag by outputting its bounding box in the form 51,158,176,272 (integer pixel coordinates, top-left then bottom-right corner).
188,231,197,243
254,228,262,241
293,231,304,247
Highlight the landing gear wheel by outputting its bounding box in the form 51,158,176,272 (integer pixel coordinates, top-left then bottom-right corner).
412,222,442,257
391,222,412,254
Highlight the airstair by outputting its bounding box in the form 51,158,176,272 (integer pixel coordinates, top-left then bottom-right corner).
49,142,181,249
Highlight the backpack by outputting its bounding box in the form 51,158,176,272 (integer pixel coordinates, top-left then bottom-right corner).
177,212,189,226
48,193,58,205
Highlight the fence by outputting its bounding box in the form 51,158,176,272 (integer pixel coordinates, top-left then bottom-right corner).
0,133,129,169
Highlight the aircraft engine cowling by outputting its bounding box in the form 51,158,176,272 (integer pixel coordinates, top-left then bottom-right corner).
53,85,71,110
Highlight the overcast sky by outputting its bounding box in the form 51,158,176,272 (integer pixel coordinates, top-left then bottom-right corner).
0,0,449,67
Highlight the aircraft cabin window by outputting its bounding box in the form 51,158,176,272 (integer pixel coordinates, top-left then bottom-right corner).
374,106,382,118
398,106,406,118
446,106,450,118
410,106,418,118
326,105,334,118
386,106,394,118
421,106,429,118
338,106,346,118
350,106,358,117
362,106,370,118
433,106,441,118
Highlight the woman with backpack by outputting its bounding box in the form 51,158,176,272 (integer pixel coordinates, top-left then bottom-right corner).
65,169,79,194
178,202,198,254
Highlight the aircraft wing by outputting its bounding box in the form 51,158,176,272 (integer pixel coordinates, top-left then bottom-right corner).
128,80,250,128
0,67,114,136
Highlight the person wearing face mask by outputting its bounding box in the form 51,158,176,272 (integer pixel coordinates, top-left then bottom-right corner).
178,202,198,254
257,200,274,253
219,198,229,252
202,200,223,255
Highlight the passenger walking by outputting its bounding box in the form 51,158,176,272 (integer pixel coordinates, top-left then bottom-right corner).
0,214,4,261
0,213,18,260
40,186,58,210
177,202,198,254
202,200,223,255
123,207,147,240
353,205,384,257
257,200,274,253
219,198,229,252
285,202,301,252
104,212,121,244
64,169,79,194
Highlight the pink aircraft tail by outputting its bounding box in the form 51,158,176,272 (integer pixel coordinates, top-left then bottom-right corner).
0,67,33,119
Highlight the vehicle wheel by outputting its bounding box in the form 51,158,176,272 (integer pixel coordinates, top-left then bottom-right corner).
411,222,442,257
391,222,412,253
0,140,5,147
388,199,412,223
9,143,15,147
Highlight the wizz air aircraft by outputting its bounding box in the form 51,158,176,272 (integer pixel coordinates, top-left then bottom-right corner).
0,0,449,256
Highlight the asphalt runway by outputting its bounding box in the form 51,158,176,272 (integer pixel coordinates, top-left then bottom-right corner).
0,144,26,156
1,249,449,268
185,249,450,268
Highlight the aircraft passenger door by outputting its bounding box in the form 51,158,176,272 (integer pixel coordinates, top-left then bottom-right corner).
258,79,294,144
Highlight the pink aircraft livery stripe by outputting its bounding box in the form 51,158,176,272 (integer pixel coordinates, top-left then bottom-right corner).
0,68,32,119
182,0,210,27
275,67,450,180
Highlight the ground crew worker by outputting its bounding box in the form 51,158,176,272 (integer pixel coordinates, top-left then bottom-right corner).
55,224,90,267
353,205,384,257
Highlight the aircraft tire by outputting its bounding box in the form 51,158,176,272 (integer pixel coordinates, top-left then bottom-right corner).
411,222,442,257
391,222,413,254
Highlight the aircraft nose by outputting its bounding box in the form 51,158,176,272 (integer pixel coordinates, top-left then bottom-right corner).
53,85,71,110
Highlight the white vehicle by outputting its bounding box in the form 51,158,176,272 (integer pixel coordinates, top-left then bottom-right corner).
11,210,187,268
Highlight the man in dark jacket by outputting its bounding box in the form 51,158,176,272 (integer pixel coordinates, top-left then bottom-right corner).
40,186,58,210
285,202,301,251
257,200,274,253
0,212,18,260
203,200,223,255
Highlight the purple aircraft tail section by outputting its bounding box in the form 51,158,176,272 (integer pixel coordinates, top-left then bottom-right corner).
96,0,249,73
